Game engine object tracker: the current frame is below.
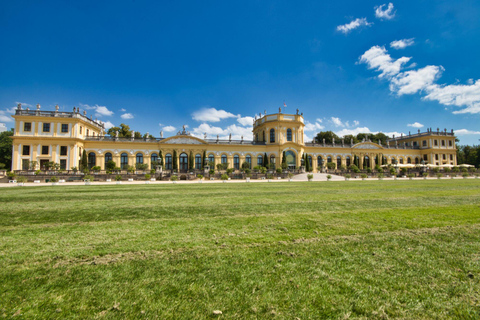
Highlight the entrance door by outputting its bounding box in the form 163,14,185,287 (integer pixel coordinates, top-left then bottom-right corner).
179,153,188,171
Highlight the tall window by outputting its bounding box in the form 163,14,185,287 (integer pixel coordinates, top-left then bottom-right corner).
165,154,172,170
346,156,351,167
24,122,31,132
336,156,341,168
423,140,427,147
246,155,251,168
317,156,323,167
287,129,292,142
270,129,275,143
88,152,96,169
61,124,69,133
257,155,263,166
234,155,239,170
60,159,67,170
151,153,158,163
195,154,202,170
105,153,113,168
308,156,312,168
23,145,30,156
179,153,188,170
60,146,68,156
270,155,275,167
136,153,143,164
327,156,332,163
42,146,49,155
407,157,412,164
221,154,227,165
121,153,129,169
399,158,404,164
208,154,215,165
43,123,50,132
262,131,265,142
285,151,296,169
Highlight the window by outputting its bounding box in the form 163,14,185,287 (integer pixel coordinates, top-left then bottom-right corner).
86,129,89,136
285,151,296,169
327,156,332,163
136,153,144,164
195,154,202,170
262,131,265,142
422,140,427,147
443,154,446,160
120,153,129,169
449,140,453,147
88,152,96,169
61,124,69,133
43,123,50,132
60,146,68,156
399,158,403,164
165,154,172,170
22,145,30,156
450,154,453,160
308,156,312,168
22,159,29,170
423,154,428,161
60,159,67,170
151,153,158,163
24,122,31,132
407,157,412,164
80,126,83,134
441,140,445,147
208,154,215,166
179,153,188,171
42,146,49,155
245,155,251,168
413,141,418,147
435,154,439,160
336,156,341,168
270,155,275,167
221,154,227,164
346,156,351,167
317,156,323,167
287,129,292,142
234,155,239,170
105,153,113,168
270,129,275,143
415,157,420,164
257,155,263,166
434,140,438,146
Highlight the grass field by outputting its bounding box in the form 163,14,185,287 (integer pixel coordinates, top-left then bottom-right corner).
1,180,479,319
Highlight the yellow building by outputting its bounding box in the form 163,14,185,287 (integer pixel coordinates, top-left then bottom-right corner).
11,103,457,172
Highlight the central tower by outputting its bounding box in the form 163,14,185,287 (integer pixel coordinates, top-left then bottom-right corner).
252,109,305,145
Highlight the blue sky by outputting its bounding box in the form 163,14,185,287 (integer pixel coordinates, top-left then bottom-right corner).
1,0,479,144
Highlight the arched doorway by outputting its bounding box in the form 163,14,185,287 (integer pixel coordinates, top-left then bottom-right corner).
179,153,188,171
88,152,96,169
285,150,296,169
364,156,370,168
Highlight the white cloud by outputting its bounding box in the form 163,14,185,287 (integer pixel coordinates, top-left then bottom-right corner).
316,118,323,123
237,116,255,126
375,3,396,20
330,117,345,127
336,18,372,34
121,113,134,119
191,123,252,140
101,121,115,129
192,107,236,122
454,129,480,135
0,123,7,132
424,80,480,114
0,110,13,122
304,120,324,132
359,45,411,78
163,125,176,132
120,108,126,112
407,122,424,128
335,127,402,138
390,38,415,50
79,103,114,117
353,120,360,126
390,65,443,95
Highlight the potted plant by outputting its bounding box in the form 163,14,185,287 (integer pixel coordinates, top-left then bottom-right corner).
84,175,93,185
377,173,384,180
115,175,122,184
267,173,274,182
360,173,367,180
144,173,151,184
221,173,229,182
17,176,27,186
474,173,479,179
422,172,428,179
170,175,178,183
307,174,313,181
105,170,112,182
288,172,294,181
246,173,251,182
462,172,469,179
276,168,282,175
326,174,332,181
197,174,203,183
436,173,443,179
344,174,351,181
407,173,414,180
50,176,59,185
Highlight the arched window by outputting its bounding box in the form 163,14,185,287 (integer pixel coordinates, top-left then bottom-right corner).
337,156,342,168
317,156,323,168
270,155,275,167
257,155,263,166
287,129,292,142
346,156,351,167
121,153,128,169
208,154,215,166
151,153,158,163
308,155,312,168
262,131,265,142
270,128,275,143
179,153,188,171
221,154,227,164
195,154,202,170
136,153,143,164
415,157,420,164
255,133,258,142
246,155,251,168
327,156,332,163
105,152,112,168
234,155,239,170
285,150,296,169
407,157,412,164
399,158,404,164
88,152,96,169
165,153,172,170
391,157,396,164
364,156,370,168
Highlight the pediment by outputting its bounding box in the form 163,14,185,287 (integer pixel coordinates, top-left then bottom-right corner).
160,135,206,145
352,142,383,149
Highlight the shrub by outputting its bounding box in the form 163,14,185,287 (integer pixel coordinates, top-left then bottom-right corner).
461,167,468,173
344,174,351,179
326,174,332,180
50,176,59,183
267,174,274,179
150,169,156,174
389,167,396,175
378,173,384,179
444,167,451,173
436,173,443,179
407,173,414,178
144,174,151,180
221,174,229,180
452,166,460,173
316,166,323,172
115,175,122,181
7,171,16,179
288,173,294,179
367,167,372,174
209,169,215,175
71,166,78,173
84,175,94,181
91,166,101,172
170,175,178,181
422,172,429,177
17,176,27,183
226,168,234,175
276,168,282,174
339,165,346,171
35,170,41,175
360,173,367,179
326,162,336,170
462,172,469,178
244,168,251,174
469,167,476,172
197,174,203,179
105,160,116,172
136,163,148,171
307,174,313,180
400,168,407,175
374,164,382,172
127,165,135,173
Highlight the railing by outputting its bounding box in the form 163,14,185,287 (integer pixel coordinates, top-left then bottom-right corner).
15,109,104,129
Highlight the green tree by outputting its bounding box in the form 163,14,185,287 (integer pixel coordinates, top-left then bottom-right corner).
189,151,194,170
343,134,360,145
172,150,178,170
202,150,206,170
315,131,340,144
158,150,164,166
105,160,116,172
263,153,268,168
107,123,134,138
79,150,88,172
0,129,14,170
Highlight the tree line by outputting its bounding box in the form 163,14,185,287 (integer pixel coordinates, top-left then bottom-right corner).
314,131,390,145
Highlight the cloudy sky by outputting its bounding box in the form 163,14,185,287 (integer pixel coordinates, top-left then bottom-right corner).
1,1,479,144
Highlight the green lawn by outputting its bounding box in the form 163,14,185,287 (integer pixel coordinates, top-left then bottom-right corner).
1,180,479,319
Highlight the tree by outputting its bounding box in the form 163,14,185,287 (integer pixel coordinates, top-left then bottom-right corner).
107,123,135,138
105,160,116,172
263,153,268,168
343,134,359,145
79,150,88,172
172,150,178,170
159,150,164,166
202,150,206,170
0,129,13,170
315,131,340,144
189,151,194,170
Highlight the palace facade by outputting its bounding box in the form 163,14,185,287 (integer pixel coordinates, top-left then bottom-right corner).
10,104,457,172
